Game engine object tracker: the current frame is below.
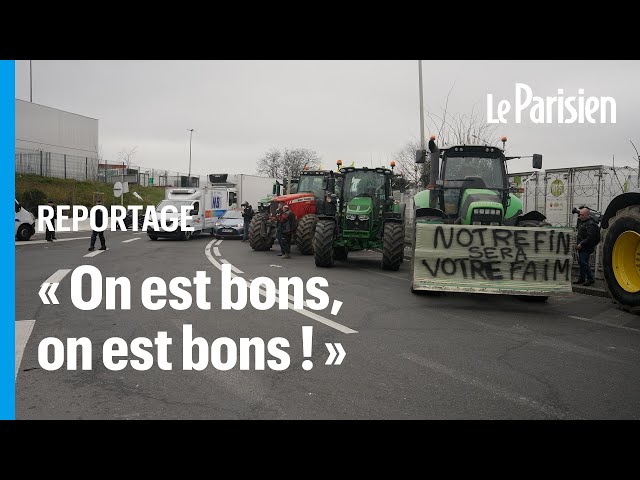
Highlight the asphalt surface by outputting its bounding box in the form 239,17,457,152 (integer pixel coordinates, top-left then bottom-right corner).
15,228,640,419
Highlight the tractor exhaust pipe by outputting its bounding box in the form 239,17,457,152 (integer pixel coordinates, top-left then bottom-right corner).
428,136,440,209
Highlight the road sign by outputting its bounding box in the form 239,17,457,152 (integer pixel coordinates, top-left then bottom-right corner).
114,182,122,197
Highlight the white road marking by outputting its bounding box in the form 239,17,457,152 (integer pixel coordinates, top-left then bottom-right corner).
43,268,72,285
568,315,640,333
84,249,108,258
16,236,91,246
16,320,35,379
213,247,221,256
220,259,244,274
215,239,223,246
205,239,356,334
401,352,578,419
122,238,141,243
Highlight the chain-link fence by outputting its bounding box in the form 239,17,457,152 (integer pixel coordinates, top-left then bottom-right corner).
15,147,207,188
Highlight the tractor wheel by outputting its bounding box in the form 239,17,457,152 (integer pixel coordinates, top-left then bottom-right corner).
313,220,335,267
334,246,348,261
602,205,640,315
295,214,318,255
248,214,273,251
382,222,404,271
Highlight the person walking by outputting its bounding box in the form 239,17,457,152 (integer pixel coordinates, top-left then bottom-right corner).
241,201,254,242
45,199,56,242
88,199,107,252
276,204,296,259
574,207,600,286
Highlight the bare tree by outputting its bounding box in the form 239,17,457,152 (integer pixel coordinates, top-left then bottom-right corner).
118,146,138,168
256,147,320,179
394,88,502,190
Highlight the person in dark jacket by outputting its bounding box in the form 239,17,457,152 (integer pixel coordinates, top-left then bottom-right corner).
45,199,57,241
88,199,107,252
241,201,254,242
574,208,600,286
275,204,295,258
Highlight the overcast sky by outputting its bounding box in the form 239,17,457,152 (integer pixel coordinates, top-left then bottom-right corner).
13,60,640,176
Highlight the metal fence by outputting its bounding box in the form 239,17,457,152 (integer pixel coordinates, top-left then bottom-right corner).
508,165,639,228
508,165,639,279
15,147,207,188
16,148,99,181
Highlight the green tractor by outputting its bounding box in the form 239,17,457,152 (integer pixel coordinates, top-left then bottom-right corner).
313,160,406,270
410,137,574,299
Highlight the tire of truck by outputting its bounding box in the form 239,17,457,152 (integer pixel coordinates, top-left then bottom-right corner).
602,205,640,315
181,229,192,241
382,222,404,271
295,214,318,255
516,219,552,302
313,220,335,267
248,214,272,251
148,234,158,241
16,224,33,241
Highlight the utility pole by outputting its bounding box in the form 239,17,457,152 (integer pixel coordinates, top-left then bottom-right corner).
188,128,194,187
418,60,425,191
29,60,33,102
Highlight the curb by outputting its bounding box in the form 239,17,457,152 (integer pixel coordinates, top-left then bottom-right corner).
571,284,610,298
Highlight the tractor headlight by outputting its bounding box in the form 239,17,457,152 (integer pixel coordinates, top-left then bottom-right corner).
346,214,356,220
236,223,243,228
358,215,369,221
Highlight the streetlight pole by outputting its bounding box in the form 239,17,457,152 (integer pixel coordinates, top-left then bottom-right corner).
418,60,425,191
188,128,194,186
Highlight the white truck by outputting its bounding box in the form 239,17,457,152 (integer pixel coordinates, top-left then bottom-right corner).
208,173,278,212
148,187,222,241
15,199,36,241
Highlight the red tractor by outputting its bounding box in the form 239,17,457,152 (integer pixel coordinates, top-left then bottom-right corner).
248,169,334,254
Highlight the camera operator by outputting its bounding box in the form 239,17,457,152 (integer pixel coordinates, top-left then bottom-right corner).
241,201,254,242
574,207,601,286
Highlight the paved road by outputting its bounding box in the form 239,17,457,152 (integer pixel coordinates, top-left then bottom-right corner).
15,229,640,419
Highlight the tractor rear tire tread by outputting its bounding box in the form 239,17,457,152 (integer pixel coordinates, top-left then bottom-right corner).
295,214,318,255
382,222,404,271
248,214,273,251
313,220,335,267
602,205,640,315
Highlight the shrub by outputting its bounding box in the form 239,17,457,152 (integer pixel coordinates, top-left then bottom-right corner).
20,188,47,215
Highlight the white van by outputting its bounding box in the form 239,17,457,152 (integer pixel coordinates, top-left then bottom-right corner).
148,187,221,241
15,199,35,241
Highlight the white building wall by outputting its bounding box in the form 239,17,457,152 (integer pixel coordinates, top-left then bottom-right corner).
15,99,99,158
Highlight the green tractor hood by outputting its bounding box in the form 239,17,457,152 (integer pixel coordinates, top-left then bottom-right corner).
459,188,504,224
346,196,374,216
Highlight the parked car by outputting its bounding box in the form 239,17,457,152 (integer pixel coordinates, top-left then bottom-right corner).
212,209,244,239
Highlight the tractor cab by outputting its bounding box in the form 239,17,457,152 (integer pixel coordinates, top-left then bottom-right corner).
440,146,508,224
336,166,396,239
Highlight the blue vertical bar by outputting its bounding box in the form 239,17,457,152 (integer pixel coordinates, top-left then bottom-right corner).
0,60,15,420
